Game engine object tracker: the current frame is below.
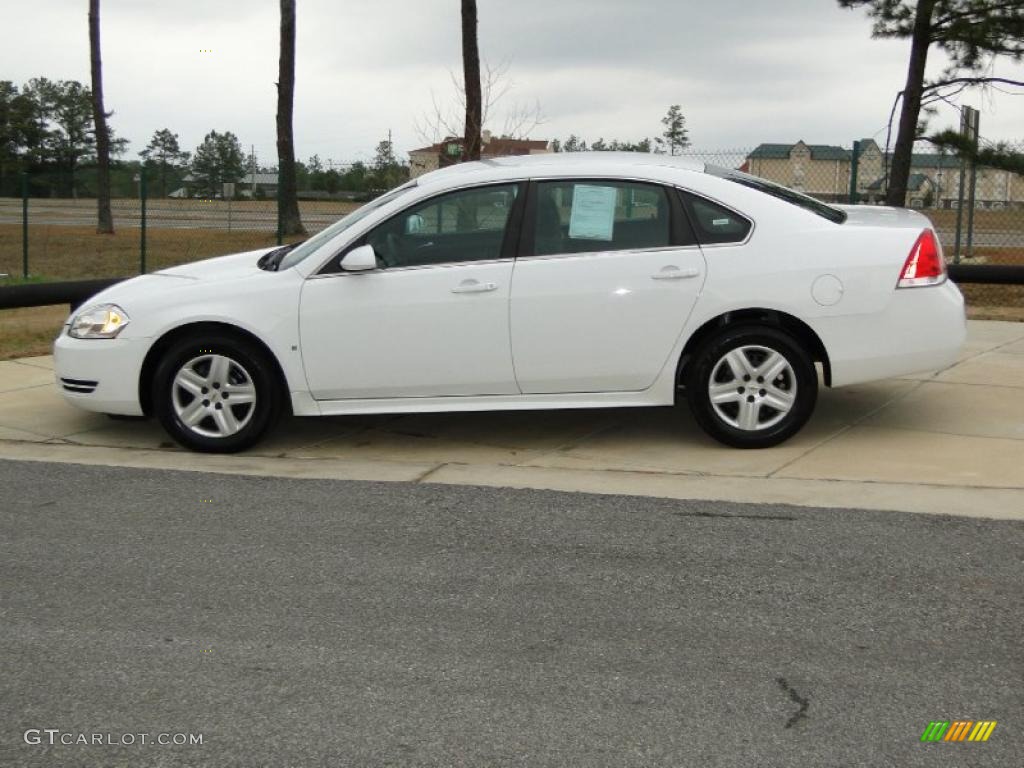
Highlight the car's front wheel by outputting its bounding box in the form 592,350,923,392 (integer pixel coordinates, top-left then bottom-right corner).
153,333,282,453
685,326,817,448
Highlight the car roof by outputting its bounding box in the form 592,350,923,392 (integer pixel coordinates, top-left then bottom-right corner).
416,151,707,186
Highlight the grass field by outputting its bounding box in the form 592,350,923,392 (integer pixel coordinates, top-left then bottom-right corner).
923,208,1024,232
0,224,311,280
0,305,67,360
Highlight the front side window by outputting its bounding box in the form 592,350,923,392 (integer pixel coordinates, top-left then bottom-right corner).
531,180,672,256
365,183,519,268
280,182,416,271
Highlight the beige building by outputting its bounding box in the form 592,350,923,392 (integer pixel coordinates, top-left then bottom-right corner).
743,140,1023,209
409,131,551,178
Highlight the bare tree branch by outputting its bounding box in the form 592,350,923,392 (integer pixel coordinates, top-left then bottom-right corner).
923,75,1024,92
415,58,545,147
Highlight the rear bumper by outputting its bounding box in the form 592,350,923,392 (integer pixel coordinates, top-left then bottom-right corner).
817,281,966,387
52,330,150,416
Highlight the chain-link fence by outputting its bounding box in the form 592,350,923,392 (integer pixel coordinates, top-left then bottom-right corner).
0,167,359,281
2,146,1022,315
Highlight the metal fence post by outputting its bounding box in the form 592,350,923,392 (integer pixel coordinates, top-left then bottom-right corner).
848,140,861,204
276,192,283,246
140,168,147,274
21,172,29,278
952,107,971,264
964,108,980,259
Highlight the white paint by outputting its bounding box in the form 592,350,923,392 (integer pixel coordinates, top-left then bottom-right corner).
54,153,967,446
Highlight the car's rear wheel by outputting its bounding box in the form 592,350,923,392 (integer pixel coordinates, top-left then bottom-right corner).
685,326,817,448
153,333,281,453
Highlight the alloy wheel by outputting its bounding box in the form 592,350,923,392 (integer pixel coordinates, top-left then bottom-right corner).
707,344,797,431
171,354,257,439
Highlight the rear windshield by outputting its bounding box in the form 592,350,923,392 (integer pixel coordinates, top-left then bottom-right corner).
706,166,847,225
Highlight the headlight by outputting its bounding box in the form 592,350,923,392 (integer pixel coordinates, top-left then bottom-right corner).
68,304,131,339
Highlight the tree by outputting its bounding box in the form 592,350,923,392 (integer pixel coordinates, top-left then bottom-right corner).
928,129,1024,175
139,129,189,197
26,78,96,196
841,1,1024,207
191,130,245,196
0,81,42,188
563,134,587,152
371,137,408,191
322,167,341,194
88,0,113,232
276,0,305,235
657,105,689,156
461,0,482,162
341,160,368,192
417,60,544,146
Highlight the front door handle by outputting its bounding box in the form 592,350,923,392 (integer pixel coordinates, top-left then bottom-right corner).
451,279,498,294
651,265,701,280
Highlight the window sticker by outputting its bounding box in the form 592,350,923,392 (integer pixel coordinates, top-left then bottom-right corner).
712,217,731,227
568,184,617,241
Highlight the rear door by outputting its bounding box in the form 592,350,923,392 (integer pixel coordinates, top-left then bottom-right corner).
510,179,706,394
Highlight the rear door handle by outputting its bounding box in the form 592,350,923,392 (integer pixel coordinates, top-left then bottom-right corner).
451,279,498,294
651,266,700,280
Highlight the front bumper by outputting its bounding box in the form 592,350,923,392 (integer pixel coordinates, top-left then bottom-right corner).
52,330,151,416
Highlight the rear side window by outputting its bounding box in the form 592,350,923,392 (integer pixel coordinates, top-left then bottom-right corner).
679,191,752,245
531,180,673,256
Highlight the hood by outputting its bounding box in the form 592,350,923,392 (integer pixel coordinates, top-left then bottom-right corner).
834,204,932,230
75,246,281,311
155,246,278,281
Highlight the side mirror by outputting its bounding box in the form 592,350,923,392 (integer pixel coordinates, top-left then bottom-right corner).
339,244,378,272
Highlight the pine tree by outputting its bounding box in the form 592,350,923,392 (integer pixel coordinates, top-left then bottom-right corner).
276,0,305,235
659,105,690,156
461,0,482,161
191,130,245,196
841,1,1024,207
89,0,113,233
140,129,189,198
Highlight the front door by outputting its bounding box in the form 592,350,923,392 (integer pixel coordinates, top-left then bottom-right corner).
299,183,523,400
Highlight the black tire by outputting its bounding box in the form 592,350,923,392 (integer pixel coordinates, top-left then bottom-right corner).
684,325,817,449
152,332,282,453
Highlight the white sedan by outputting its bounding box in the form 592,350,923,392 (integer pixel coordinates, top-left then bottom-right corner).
54,153,965,452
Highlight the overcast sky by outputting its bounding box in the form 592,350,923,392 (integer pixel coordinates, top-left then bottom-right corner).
8,0,1024,166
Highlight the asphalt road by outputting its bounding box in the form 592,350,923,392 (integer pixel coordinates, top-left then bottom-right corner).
0,459,1020,767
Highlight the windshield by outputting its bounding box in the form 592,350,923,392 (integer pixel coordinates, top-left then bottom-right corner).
706,165,847,224
277,182,418,270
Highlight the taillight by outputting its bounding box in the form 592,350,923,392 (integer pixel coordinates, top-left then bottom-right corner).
897,229,946,288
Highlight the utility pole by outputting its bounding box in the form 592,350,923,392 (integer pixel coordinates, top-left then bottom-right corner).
952,106,979,264
964,108,980,259
848,140,862,205
250,145,257,200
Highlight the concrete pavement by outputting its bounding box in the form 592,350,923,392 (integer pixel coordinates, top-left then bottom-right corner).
1,320,1022,519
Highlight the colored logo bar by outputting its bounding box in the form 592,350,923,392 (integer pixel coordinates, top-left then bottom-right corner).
921,721,997,742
